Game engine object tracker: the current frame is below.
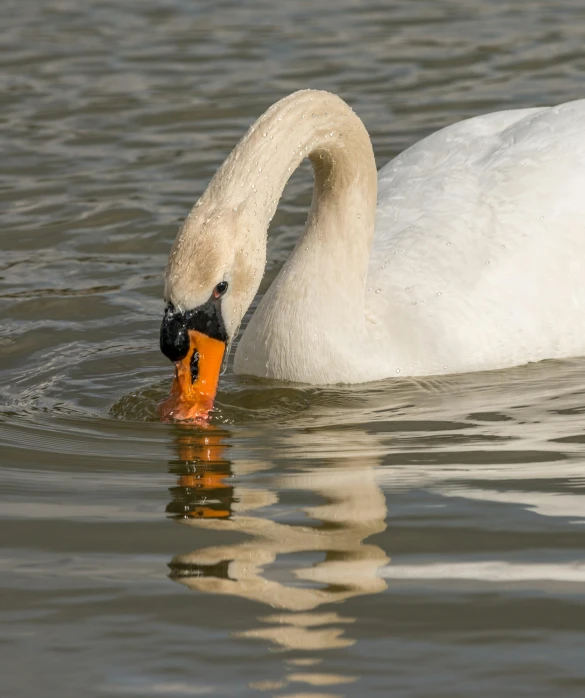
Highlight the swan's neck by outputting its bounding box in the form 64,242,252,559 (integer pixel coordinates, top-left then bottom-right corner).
211,91,378,381
216,90,376,286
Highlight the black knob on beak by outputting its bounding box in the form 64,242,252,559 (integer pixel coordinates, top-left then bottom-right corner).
160,307,190,362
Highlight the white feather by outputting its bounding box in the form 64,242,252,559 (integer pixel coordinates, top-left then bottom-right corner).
166,91,585,384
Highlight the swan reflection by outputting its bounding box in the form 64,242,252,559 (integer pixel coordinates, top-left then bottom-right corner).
166,425,388,659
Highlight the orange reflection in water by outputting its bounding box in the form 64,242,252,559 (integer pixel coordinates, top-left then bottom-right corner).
165,425,389,694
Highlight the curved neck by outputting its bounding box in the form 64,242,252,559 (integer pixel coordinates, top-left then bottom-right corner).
212,89,377,231
170,91,380,382
211,89,377,327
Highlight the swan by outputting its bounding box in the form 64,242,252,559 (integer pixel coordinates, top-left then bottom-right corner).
158,89,585,421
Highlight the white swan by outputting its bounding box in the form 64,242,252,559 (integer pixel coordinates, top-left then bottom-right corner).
158,89,585,421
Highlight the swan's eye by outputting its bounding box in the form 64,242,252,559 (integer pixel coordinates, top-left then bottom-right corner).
213,281,228,299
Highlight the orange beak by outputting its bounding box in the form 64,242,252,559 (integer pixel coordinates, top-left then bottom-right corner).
158,329,225,423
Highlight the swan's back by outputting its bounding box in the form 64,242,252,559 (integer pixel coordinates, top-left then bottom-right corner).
367,99,585,374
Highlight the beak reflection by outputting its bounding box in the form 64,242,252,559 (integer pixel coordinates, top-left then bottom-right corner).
165,426,389,658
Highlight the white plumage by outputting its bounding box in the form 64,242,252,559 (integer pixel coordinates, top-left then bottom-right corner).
368,100,585,377
165,91,585,385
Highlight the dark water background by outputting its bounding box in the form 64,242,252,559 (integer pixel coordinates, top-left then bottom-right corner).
3,1,585,696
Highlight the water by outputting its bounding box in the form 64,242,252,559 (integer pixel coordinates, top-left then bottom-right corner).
3,0,585,695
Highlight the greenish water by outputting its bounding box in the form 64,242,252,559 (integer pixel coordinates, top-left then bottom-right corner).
3,1,585,696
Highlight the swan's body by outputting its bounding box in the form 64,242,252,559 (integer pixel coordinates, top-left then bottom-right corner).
358,103,585,379
162,90,585,407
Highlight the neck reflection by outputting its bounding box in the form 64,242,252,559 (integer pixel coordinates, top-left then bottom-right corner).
166,424,388,657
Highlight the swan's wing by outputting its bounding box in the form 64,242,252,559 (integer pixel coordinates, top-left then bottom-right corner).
366,100,585,371
368,105,547,292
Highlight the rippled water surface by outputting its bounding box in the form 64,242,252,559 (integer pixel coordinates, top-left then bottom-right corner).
3,1,585,696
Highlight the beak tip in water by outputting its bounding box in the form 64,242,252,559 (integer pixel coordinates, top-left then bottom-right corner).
158,329,225,424
156,394,213,424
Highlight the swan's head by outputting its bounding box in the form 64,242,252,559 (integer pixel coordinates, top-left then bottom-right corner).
157,204,265,422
